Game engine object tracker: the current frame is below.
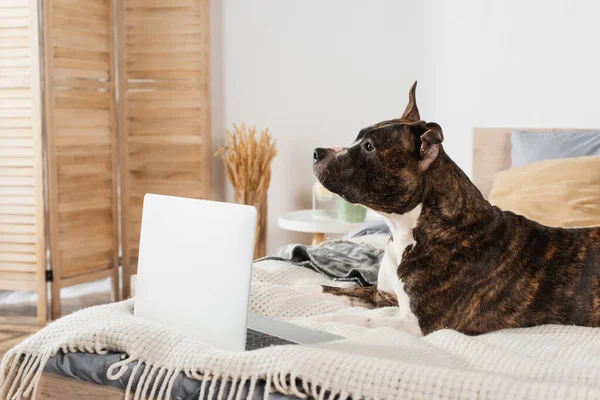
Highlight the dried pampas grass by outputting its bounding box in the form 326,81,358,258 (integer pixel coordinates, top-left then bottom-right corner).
216,122,277,198
216,122,277,258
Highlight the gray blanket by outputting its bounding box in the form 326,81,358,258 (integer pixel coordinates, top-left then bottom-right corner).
263,240,384,287
45,352,292,400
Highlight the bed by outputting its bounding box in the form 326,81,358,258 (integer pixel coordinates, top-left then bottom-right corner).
472,127,598,197
7,127,600,400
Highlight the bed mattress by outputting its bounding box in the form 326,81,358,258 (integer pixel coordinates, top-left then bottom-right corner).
45,351,298,400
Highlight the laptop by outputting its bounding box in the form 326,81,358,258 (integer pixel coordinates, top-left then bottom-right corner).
134,194,341,351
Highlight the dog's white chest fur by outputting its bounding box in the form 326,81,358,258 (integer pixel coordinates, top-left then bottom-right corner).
378,205,423,335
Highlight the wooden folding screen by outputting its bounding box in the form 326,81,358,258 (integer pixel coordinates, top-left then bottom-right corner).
0,0,47,323
42,0,119,316
117,0,211,298
0,0,210,317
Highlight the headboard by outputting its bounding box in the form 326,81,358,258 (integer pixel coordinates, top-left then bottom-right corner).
472,128,595,198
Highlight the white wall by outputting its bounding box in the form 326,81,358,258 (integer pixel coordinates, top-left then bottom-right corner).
212,0,424,253
420,0,600,176
213,0,600,253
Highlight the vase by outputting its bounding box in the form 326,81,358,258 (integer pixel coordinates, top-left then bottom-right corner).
336,197,367,222
235,190,267,259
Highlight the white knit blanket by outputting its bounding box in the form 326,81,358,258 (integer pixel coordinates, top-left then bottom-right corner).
2,259,600,400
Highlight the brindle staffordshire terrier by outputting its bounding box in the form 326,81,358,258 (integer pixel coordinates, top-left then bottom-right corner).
313,82,600,336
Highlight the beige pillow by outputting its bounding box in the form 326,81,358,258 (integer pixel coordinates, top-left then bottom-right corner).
488,156,600,228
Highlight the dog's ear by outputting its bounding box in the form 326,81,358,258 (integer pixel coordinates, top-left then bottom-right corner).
400,81,420,122
410,121,443,171
419,122,443,171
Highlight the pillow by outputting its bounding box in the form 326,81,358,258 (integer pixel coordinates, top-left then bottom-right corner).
511,130,600,167
489,156,600,228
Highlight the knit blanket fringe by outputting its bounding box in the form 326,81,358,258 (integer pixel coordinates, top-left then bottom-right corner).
3,259,600,400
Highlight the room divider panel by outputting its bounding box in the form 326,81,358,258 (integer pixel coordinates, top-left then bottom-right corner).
0,0,211,319
42,0,119,317
0,0,47,324
117,0,212,298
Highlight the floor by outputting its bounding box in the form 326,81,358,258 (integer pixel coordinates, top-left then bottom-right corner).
0,322,39,360
0,291,112,360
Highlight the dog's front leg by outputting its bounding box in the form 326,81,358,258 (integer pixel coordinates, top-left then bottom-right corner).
321,285,398,308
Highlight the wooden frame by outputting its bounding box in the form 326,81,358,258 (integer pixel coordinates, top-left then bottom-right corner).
472,127,596,197
34,373,124,399
118,0,212,298
0,0,48,324
42,0,120,317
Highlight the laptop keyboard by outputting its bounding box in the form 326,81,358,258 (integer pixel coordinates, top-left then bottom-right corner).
245,328,297,351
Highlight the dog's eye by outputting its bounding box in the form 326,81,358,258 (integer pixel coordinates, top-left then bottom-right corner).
364,140,374,152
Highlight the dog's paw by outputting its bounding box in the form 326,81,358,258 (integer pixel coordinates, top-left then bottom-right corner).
321,285,343,294
320,285,376,308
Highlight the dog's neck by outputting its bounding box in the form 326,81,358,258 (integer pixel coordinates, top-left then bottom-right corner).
380,151,495,246
407,151,497,248
380,205,422,245
424,152,494,222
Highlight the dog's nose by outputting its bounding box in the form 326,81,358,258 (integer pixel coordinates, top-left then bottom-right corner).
313,148,327,162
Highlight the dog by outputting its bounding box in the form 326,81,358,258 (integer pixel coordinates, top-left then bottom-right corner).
313,82,600,336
